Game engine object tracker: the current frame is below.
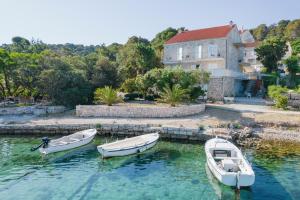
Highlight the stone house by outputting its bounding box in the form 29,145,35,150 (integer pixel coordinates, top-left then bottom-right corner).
163,23,260,100
239,29,262,77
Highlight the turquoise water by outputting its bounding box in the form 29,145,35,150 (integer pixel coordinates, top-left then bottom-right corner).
0,136,300,200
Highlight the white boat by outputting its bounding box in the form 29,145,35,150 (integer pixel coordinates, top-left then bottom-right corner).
97,133,159,158
38,129,97,154
205,137,255,189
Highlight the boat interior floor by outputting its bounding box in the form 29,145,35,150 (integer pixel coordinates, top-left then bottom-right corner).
212,150,241,172
50,134,85,145
100,136,149,149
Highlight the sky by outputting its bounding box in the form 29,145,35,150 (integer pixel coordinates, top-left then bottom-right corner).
1,0,300,45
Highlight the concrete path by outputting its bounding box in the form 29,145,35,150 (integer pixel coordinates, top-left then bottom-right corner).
207,103,300,115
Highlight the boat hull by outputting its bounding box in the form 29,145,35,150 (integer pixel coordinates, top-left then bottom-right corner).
207,158,255,187
97,133,159,158
205,138,255,187
39,129,97,154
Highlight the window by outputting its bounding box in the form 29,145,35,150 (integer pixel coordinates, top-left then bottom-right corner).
197,45,202,59
196,64,200,69
208,44,218,57
177,47,183,61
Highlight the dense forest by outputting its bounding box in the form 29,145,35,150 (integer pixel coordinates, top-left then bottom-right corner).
250,19,300,41
0,19,300,107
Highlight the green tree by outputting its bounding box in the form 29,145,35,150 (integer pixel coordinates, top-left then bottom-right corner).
151,27,178,62
0,48,16,98
10,36,31,53
267,20,290,38
291,38,300,55
117,38,156,79
285,19,300,40
84,52,99,81
9,52,42,97
255,37,287,73
91,58,120,88
284,56,300,87
29,39,47,53
97,43,122,61
38,58,91,107
251,24,269,41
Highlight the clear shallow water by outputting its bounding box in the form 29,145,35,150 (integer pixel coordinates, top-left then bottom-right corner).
0,136,300,200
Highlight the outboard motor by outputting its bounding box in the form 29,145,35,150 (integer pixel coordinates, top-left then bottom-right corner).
41,137,50,148
31,137,51,151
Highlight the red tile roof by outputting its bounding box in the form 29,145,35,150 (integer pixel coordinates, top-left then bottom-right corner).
165,25,235,44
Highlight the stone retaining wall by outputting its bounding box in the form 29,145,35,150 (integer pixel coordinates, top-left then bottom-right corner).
0,106,66,116
0,124,213,141
76,104,205,118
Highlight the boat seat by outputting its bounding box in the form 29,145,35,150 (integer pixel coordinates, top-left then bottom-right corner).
214,157,240,160
221,159,239,172
213,150,231,157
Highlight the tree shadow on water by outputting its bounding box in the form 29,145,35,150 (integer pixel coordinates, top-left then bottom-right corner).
249,164,293,200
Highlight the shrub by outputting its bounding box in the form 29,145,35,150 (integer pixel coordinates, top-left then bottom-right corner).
275,95,288,109
296,86,300,94
159,84,188,107
120,78,138,93
136,67,210,99
268,85,289,109
268,85,288,99
190,86,205,101
94,86,122,106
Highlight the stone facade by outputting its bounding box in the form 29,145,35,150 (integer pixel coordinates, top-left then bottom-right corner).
0,106,66,116
207,77,242,100
76,104,205,118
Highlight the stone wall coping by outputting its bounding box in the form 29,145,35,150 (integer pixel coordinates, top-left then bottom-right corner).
0,105,66,116
76,104,205,118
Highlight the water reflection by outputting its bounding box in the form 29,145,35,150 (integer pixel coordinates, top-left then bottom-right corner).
47,143,97,163
99,149,181,179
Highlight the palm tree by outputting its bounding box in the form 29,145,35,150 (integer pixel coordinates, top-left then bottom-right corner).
94,86,122,106
159,84,188,107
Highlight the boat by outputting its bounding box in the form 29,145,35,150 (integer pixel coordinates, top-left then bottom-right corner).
97,133,159,158
32,129,97,154
205,137,255,189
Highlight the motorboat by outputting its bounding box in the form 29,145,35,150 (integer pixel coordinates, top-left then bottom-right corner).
32,129,97,154
205,137,255,189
